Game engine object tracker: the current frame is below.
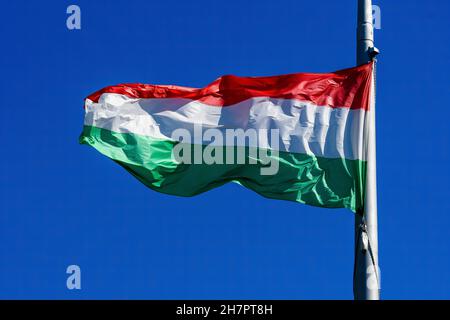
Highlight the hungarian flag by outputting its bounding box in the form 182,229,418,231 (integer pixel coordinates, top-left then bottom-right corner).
80,63,374,213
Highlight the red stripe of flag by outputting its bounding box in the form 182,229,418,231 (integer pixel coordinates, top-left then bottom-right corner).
86,62,373,110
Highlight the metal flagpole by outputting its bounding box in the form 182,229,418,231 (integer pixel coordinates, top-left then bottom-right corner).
354,0,380,300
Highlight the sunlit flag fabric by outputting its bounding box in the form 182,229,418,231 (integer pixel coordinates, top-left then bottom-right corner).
80,63,374,213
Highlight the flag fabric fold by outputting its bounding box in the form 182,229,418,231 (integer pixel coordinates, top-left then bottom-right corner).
80,63,373,213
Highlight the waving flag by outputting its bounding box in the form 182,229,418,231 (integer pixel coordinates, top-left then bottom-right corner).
80,62,373,213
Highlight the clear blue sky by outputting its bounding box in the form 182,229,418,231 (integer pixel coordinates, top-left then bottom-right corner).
1,0,449,299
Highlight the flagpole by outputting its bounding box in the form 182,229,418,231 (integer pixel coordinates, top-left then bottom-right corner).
354,0,380,300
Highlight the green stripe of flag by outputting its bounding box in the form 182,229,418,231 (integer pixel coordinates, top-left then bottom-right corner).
80,125,366,212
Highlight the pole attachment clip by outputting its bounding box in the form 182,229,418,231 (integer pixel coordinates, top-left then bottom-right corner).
368,47,380,60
